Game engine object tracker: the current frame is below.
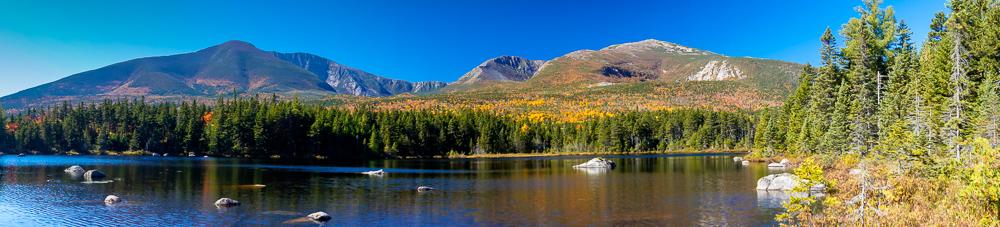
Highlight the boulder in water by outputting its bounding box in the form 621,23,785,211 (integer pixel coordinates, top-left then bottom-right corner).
84,170,107,180
18,153,26,157
756,173,826,191
215,198,241,207
742,160,750,165
417,186,434,191
104,195,123,204
65,165,85,173
572,158,616,169
152,153,160,157
733,157,743,161
307,212,332,221
188,153,196,157
767,163,786,168
361,169,386,175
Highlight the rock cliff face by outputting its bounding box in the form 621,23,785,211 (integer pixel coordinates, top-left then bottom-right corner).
450,56,546,86
270,52,447,97
686,60,746,81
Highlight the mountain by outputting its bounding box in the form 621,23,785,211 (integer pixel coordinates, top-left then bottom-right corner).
270,52,447,97
524,39,801,92
440,56,546,92
4,40,331,99
0,40,447,112
315,39,806,119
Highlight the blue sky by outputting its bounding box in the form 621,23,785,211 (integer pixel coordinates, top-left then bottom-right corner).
0,0,947,97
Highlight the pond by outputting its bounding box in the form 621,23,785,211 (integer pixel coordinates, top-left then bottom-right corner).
0,153,791,226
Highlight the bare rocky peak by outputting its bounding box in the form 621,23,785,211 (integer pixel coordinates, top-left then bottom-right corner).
452,56,546,85
600,39,717,55
270,52,447,96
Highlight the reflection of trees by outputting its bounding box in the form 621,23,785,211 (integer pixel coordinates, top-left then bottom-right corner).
0,155,782,225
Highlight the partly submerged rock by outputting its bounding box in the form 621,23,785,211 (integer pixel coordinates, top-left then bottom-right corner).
18,153,26,157
47,179,61,183
307,212,332,221
572,158,616,169
417,186,434,191
188,153,196,157
104,195,123,204
152,153,160,157
84,170,107,180
767,163,786,168
65,165,85,173
742,160,750,165
757,190,825,209
756,173,826,191
361,169,386,175
733,157,743,161
215,198,241,207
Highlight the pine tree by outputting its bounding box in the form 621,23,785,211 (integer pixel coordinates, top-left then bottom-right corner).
976,77,1000,148
808,27,843,152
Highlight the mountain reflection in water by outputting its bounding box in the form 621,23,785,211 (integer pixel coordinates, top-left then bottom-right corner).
0,154,786,226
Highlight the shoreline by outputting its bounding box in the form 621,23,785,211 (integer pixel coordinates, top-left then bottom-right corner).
8,149,751,160
428,149,749,159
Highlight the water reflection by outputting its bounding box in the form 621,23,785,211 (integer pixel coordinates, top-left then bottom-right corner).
0,153,786,226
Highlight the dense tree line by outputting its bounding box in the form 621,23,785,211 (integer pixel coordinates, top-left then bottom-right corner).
753,0,1000,223
0,95,754,158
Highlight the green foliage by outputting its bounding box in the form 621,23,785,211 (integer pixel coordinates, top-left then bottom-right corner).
963,137,1000,223
776,159,834,226
0,97,753,157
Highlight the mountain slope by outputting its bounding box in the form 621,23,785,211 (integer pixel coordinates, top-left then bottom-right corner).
441,56,546,92
524,39,801,94
313,39,805,122
0,40,450,113
270,52,447,97
4,40,331,101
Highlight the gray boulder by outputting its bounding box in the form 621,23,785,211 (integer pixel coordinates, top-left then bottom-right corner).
84,170,107,180
733,157,743,161
767,163,786,168
572,158,616,169
742,160,750,165
756,173,826,192
307,212,332,221
65,165,85,173
104,195,123,204
215,198,241,207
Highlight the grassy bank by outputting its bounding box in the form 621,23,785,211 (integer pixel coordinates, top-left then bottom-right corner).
756,152,987,226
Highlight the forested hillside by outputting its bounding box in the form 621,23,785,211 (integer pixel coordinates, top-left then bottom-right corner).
0,96,753,158
750,0,1000,225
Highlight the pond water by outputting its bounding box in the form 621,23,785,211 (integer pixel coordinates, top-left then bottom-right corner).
0,153,791,226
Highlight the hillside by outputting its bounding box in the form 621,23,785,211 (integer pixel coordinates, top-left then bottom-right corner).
270,52,447,96
2,39,803,119
316,39,804,122
440,56,546,92
0,40,446,113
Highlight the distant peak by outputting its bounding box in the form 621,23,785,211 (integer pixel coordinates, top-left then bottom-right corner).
215,40,260,52
600,39,714,55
